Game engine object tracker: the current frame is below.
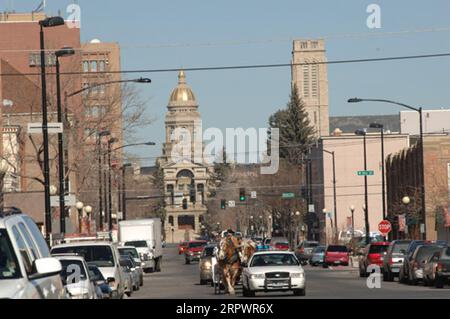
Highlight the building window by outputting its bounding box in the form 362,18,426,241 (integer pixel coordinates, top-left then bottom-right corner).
311,41,319,49
314,111,318,125
301,42,308,49
178,184,185,191
83,61,89,72
303,65,310,97
82,83,90,96
311,64,318,98
90,61,98,72
99,60,106,72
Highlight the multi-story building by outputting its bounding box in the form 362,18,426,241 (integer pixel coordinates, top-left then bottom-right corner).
292,39,330,137
160,71,212,243
387,134,450,241
312,130,410,243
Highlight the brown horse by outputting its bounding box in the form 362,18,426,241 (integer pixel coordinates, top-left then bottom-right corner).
218,236,241,295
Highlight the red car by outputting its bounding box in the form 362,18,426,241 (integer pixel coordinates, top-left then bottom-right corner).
184,240,208,264
359,242,390,277
178,241,188,255
323,245,350,267
270,237,290,251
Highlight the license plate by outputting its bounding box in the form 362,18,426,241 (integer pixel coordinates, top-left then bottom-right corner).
334,261,340,264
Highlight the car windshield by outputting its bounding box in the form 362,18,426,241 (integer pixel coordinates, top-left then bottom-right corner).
202,247,215,257
120,258,135,268
251,254,299,267
441,248,450,260
369,245,389,254
60,260,87,284
124,241,147,248
327,245,348,252
119,248,139,259
305,242,319,248
0,229,21,280
88,265,105,281
392,242,410,254
189,242,206,248
52,246,115,267
313,246,326,253
416,246,443,261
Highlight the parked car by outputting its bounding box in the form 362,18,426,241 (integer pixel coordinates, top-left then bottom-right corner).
242,251,306,297
185,240,208,264
118,246,144,286
178,241,189,255
199,244,216,285
54,255,97,299
382,240,411,282
399,240,447,284
423,247,450,288
309,246,326,266
119,259,134,297
296,241,319,265
120,256,140,292
51,241,125,299
270,237,290,251
359,242,390,277
0,209,65,299
263,238,271,246
406,244,446,285
88,264,113,299
323,245,349,267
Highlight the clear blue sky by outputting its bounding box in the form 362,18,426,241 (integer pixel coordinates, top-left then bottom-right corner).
4,0,450,165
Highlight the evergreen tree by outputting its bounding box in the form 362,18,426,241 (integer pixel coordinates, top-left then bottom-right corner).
268,85,316,166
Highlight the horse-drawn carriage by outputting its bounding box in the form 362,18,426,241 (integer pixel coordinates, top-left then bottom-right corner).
213,233,256,295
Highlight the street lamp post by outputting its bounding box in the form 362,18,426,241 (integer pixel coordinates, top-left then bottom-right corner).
349,205,355,242
120,163,132,221
85,205,92,235
76,201,84,233
402,196,411,239
97,131,111,231
349,98,426,239
323,149,337,242
370,123,386,220
39,16,65,245
355,130,370,245
55,47,75,236
107,138,118,231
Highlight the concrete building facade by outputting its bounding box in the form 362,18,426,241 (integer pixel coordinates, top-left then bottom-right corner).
292,39,330,137
312,132,410,243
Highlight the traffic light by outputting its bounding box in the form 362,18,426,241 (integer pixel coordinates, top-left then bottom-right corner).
182,198,188,210
220,199,226,210
239,188,246,201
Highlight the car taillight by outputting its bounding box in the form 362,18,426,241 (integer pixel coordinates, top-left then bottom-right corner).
389,258,394,265
437,263,443,272
412,261,418,269
299,248,304,253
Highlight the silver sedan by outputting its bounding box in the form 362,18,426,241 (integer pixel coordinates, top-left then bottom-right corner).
242,251,306,297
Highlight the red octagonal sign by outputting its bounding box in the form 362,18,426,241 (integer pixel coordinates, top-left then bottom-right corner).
378,220,392,235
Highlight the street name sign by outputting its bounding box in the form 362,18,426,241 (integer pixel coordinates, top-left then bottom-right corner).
357,170,374,176
28,122,63,134
282,193,295,199
378,220,392,236
251,191,257,199
228,200,236,208
50,195,76,207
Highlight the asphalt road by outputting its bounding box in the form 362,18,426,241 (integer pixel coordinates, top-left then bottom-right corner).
130,245,450,299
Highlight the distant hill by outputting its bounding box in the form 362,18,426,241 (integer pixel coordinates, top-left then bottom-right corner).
330,114,400,133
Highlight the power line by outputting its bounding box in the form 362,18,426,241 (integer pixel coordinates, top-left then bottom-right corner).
2,52,450,77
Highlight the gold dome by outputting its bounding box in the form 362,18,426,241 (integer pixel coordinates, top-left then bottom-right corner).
169,70,197,105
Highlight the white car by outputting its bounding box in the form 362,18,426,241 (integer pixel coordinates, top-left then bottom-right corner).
51,241,125,299
242,251,306,297
54,255,97,299
0,209,65,299
118,246,144,286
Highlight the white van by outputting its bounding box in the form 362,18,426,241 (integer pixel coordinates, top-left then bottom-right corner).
51,241,125,299
0,209,65,299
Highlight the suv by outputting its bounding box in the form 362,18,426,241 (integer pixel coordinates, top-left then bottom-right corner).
359,242,390,277
323,245,349,267
0,209,65,299
51,241,125,298
382,240,411,282
296,241,319,265
399,240,447,284
185,241,208,264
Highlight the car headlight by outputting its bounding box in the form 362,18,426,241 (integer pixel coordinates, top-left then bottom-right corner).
291,272,305,278
250,274,265,279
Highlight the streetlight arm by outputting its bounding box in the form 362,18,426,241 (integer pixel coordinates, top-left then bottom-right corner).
110,142,156,153
67,78,151,98
348,98,420,113
322,149,334,156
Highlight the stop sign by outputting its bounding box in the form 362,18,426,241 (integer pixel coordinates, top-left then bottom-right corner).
378,220,392,235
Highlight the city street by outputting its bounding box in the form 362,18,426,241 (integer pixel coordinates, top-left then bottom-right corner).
131,245,450,299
